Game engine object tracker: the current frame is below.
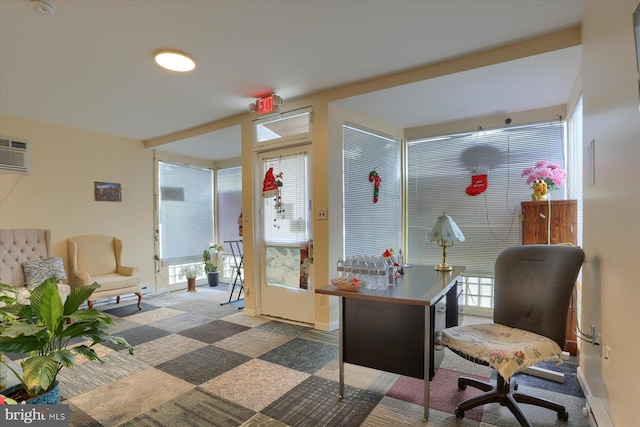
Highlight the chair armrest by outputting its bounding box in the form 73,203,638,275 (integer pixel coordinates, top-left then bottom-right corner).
70,271,92,287
117,265,137,276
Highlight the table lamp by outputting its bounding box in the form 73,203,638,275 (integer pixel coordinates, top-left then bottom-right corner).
426,213,465,271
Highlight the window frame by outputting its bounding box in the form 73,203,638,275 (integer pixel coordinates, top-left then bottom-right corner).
253,107,312,152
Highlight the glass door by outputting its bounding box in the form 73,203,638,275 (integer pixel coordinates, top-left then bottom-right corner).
258,147,314,323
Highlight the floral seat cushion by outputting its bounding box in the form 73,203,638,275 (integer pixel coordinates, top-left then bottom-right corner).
440,323,564,380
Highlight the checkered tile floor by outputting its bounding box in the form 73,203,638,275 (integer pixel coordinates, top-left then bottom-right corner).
21,286,588,427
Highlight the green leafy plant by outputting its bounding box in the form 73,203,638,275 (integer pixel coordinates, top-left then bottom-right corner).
0,283,22,392
203,244,224,273
0,278,133,399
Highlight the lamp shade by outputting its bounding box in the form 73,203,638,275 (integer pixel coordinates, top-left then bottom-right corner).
426,213,465,243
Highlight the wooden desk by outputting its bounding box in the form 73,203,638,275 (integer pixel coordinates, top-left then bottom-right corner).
316,265,464,421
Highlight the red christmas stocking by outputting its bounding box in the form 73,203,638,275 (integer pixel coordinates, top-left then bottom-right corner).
466,174,488,196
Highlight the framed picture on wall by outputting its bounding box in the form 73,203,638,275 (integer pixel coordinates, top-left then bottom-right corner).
94,181,122,202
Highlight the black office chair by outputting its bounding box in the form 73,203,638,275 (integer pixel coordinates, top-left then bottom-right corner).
440,245,585,427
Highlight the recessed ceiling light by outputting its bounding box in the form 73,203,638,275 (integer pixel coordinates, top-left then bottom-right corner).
30,0,56,16
154,50,195,72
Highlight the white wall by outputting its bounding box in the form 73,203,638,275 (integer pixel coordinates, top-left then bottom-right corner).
0,115,156,291
580,2,640,426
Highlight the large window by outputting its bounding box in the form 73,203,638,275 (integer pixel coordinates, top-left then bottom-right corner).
343,124,401,256
407,121,566,277
566,97,583,248
255,110,311,146
217,166,243,246
406,121,566,312
158,162,214,266
217,166,243,282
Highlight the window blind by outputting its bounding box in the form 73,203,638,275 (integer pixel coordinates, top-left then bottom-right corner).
158,162,214,265
566,97,583,247
262,152,308,244
407,121,565,276
217,166,243,247
343,124,401,256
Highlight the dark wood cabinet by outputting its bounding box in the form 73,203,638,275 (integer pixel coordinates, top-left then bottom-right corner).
521,200,577,245
521,199,578,355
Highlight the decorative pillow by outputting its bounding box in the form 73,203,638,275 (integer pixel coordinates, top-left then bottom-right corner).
22,257,67,288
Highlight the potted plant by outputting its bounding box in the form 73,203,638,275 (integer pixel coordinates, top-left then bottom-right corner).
203,244,224,287
179,265,200,292
0,284,24,393
0,278,133,404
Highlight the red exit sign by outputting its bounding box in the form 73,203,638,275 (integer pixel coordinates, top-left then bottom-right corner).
253,95,282,116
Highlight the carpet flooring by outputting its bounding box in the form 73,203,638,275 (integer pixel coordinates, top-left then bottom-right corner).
3,285,590,426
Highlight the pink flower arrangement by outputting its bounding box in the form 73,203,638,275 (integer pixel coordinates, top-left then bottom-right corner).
521,160,566,191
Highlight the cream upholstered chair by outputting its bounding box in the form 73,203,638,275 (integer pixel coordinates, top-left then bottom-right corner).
440,244,585,427
67,235,142,310
0,229,71,301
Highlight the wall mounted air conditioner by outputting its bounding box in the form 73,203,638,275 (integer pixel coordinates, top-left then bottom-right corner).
0,136,31,174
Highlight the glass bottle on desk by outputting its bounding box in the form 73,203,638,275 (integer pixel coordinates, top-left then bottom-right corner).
351,256,361,281
366,257,377,289
343,256,352,278
376,258,388,290
336,257,344,278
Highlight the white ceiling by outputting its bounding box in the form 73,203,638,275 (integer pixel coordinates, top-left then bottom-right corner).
0,0,585,161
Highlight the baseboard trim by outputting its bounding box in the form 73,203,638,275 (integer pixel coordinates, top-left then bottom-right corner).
314,320,339,331
577,368,614,427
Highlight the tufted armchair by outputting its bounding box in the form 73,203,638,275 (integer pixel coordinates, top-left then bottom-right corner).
0,229,71,301
67,235,142,310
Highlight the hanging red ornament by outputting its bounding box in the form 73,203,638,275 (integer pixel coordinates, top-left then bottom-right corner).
369,170,382,203
466,165,489,196
262,167,279,197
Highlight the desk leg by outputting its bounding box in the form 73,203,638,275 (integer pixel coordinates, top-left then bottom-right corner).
339,296,344,399
423,306,430,421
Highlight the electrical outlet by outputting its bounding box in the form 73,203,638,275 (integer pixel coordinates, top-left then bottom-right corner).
319,295,326,305
244,287,250,296
605,346,611,368
316,208,328,220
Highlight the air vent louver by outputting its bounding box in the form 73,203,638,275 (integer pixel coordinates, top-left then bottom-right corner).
0,137,31,174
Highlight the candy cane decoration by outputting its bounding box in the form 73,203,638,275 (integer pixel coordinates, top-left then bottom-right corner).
368,170,381,203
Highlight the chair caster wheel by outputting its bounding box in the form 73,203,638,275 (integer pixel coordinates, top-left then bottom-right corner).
455,408,464,418
558,411,569,421
458,384,467,390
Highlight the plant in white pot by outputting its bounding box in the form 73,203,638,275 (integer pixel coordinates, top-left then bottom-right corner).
203,244,224,287
0,278,133,404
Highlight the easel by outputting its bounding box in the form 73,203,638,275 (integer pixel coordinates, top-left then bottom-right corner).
221,240,243,308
